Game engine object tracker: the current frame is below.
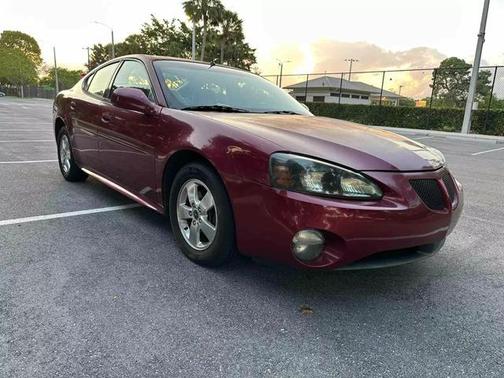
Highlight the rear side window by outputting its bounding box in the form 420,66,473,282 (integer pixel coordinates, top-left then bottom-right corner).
111,60,154,101
87,62,120,98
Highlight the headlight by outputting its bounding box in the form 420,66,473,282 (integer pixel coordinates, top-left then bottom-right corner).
269,153,383,200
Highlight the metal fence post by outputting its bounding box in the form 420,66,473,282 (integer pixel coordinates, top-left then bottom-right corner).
484,66,498,131
379,71,385,106
304,74,309,102
338,72,344,105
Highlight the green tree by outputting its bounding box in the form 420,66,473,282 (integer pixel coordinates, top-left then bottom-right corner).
0,48,38,86
137,16,192,57
87,11,256,71
87,44,110,70
0,30,42,67
183,0,223,61
40,68,83,90
431,57,492,108
217,9,242,64
398,97,416,107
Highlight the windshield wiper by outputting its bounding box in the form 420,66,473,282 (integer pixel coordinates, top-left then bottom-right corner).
181,105,251,113
261,110,302,115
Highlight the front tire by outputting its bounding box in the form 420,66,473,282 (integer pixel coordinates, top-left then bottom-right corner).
169,162,236,266
57,128,87,182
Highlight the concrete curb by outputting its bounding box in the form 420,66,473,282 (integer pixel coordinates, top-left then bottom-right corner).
370,126,504,144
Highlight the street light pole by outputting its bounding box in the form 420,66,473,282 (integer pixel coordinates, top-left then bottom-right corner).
111,29,115,59
93,21,115,59
82,47,90,67
461,0,491,134
277,59,291,88
53,46,59,95
345,58,359,81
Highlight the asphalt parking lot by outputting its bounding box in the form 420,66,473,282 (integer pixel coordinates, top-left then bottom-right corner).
1,97,503,377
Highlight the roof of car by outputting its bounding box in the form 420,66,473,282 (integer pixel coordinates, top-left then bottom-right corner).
115,54,249,74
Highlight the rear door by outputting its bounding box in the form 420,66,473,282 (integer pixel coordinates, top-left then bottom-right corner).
70,62,120,171
97,59,158,203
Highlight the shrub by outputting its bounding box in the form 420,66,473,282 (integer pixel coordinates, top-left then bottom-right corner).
305,103,504,136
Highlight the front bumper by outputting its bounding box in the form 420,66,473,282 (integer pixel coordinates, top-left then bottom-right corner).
230,167,463,270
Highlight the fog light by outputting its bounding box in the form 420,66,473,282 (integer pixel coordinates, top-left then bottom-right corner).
292,230,325,262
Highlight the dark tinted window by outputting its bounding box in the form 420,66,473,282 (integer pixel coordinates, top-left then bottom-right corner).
313,96,325,102
111,60,154,101
87,62,120,98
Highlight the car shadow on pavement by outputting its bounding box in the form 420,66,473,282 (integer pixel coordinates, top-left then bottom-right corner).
126,204,436,304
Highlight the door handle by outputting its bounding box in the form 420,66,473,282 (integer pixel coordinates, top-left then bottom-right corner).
70,101,76,111
101,113,112,123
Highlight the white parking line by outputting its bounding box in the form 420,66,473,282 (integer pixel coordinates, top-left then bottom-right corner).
0,121,49,123
414,136,433,140
0,140,53,143
0,159,57,164
0,204,141,226
0,129,50,132
471,147,504,156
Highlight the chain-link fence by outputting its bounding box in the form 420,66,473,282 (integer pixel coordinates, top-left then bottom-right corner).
263,65,504,134
0,85,56,99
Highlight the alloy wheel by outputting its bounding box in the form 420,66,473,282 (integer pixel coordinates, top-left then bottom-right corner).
176,179,218,250
59,135,71,174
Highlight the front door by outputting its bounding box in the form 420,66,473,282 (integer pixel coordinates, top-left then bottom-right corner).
97,60,158,203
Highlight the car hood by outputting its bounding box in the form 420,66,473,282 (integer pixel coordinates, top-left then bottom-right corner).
199,113,444,171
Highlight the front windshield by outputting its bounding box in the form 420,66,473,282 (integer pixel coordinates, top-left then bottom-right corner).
153,60,311,115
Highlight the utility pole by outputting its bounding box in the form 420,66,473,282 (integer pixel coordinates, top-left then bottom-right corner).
93,21,115,59
53,46,59,95
111,29,115,59
398,85,404,96
345,58,359,81
192,20,196,61
461,0,491,134
277,59,291,88
82,47,90,67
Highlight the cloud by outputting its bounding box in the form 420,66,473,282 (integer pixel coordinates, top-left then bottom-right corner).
310,40,445,72
262,40,447,98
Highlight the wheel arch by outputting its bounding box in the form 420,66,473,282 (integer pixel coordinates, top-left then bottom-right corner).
54,117,66,140
162,149,224,209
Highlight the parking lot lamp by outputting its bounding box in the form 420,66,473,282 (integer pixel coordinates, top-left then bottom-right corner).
277,59,291,88
53,47,59,94
93,21,115,59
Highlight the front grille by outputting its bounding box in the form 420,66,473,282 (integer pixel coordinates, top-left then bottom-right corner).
410,179,445,210
442,172,456,202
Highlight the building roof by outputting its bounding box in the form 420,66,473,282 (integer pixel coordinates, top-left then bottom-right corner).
284,75,400,98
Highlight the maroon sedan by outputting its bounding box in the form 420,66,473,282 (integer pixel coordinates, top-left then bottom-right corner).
53,55,463,269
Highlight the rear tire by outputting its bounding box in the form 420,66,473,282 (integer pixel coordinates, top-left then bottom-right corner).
169,162,236,267
57,128,88,182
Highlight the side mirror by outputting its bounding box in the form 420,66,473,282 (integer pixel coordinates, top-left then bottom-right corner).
111,87,158,116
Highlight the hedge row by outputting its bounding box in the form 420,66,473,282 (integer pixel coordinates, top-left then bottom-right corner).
306,103,504,136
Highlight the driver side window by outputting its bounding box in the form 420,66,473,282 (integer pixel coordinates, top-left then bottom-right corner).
111,60,154,101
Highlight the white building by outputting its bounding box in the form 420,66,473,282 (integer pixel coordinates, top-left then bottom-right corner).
285,75,401,106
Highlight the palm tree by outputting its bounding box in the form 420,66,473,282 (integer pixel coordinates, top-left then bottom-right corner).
183,0,223,61
217,10,243,64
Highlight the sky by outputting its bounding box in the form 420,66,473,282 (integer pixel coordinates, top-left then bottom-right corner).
1,0,504,94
